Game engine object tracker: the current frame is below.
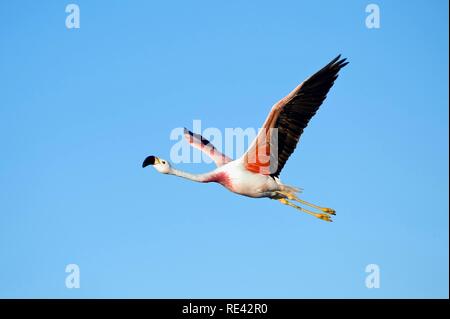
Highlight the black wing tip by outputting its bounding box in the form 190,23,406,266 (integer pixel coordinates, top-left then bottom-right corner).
331,54,349,69
184,127,194,136
331,54,342,63
315,55,348,80
183,127,211,146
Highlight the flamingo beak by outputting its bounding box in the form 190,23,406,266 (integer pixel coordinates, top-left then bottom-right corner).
142,155,161,168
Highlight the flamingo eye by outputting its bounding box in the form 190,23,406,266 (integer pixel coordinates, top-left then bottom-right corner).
162,161,166,164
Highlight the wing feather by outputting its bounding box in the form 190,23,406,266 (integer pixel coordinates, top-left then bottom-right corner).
243,55,348,176
184,128,232,167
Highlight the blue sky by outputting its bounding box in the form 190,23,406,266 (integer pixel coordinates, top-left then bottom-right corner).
0,0,448,298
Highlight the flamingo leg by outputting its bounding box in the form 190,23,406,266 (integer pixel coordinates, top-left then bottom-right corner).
276,191,336,215
278,198,332,222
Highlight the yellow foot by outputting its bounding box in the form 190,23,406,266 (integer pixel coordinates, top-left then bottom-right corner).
322,208,336,215
317,214,333,222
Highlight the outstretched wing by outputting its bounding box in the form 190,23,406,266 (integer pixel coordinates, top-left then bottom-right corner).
243,55,348,177
184,128,232,167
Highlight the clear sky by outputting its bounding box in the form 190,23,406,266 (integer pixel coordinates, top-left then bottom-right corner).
0,0,448,298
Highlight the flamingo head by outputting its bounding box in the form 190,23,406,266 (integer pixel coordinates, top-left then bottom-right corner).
142,156,171,174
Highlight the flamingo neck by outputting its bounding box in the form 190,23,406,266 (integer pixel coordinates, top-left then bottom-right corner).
168,168,210,183
168,168,232,189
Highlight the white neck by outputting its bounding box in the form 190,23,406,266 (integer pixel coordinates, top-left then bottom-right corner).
168,167,210,183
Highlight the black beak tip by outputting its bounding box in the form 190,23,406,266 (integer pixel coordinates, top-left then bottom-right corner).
142,155,156,168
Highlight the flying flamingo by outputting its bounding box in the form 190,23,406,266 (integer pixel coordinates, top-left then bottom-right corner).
143,55,348,222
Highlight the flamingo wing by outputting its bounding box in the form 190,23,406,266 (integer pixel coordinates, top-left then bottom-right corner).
184,128,233,167
243,55,348,177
